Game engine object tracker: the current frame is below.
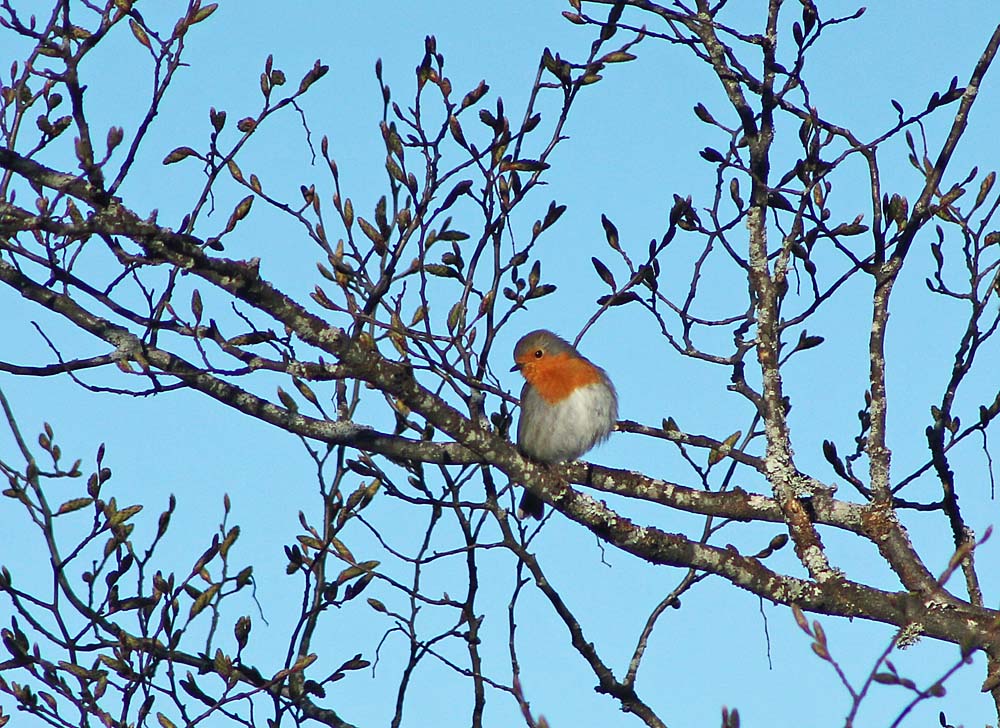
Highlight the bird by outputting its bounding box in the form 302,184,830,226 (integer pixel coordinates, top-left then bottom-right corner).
510,329,618,518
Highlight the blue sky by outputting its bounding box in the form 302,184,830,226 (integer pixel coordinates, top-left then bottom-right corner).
3,2,1000,727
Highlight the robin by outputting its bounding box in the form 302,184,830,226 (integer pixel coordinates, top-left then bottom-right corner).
510,329,618,518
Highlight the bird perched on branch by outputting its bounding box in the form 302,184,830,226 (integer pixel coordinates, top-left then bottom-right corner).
510,329,618,518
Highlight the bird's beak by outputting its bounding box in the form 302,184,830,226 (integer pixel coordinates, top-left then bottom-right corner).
510,363,521,372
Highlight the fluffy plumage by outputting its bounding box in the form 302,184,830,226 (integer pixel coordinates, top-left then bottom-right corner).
511,329,617,518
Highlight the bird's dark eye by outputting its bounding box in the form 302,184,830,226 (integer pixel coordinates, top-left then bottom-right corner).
534,349,543,358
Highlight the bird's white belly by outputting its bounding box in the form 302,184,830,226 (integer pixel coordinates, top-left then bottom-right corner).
517,381,616,463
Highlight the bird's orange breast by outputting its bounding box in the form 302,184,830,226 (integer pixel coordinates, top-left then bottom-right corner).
520,352,604,403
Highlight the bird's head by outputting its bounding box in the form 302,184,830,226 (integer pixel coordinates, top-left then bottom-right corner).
510,329,575,374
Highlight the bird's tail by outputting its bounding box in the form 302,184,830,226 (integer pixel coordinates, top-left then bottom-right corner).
517,490,545,519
